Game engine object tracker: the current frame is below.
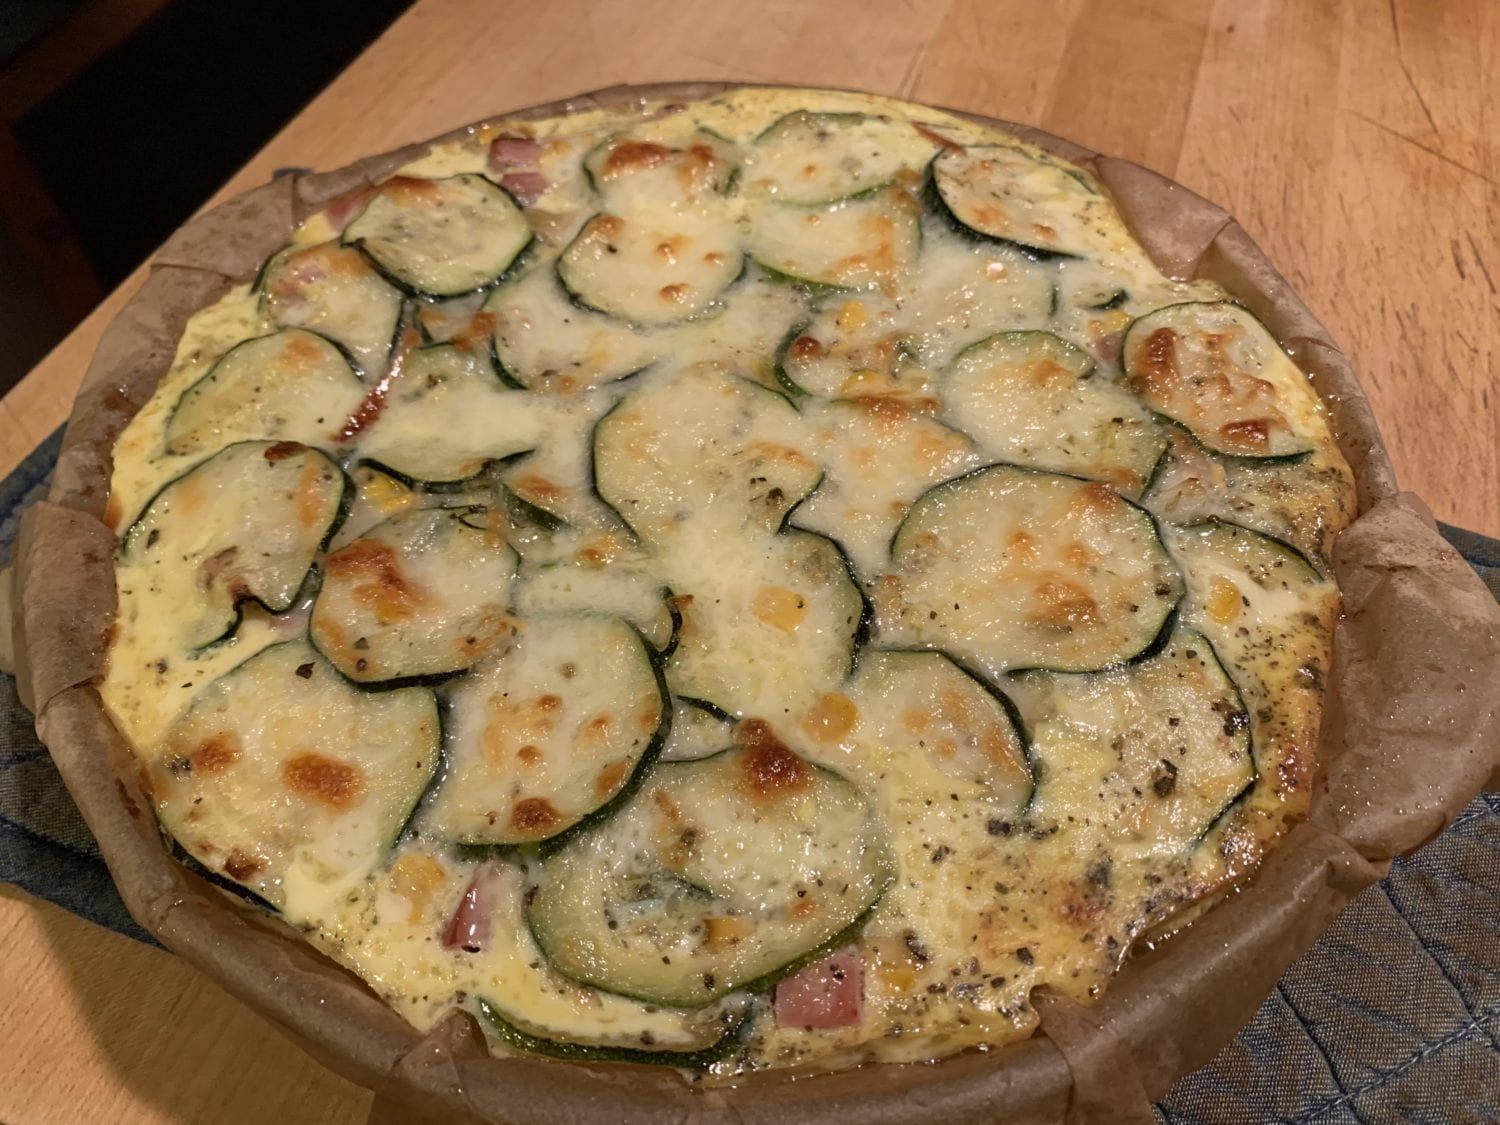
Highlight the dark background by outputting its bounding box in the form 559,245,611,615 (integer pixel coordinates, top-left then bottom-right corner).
0,0,414,397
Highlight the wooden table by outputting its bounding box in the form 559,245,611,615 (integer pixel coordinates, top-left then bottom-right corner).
1,2,1495,1121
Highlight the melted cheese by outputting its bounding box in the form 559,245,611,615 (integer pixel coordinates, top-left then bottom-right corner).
100,87,1355,1079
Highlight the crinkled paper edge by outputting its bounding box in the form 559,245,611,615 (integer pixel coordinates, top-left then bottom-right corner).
7,81,1498,1125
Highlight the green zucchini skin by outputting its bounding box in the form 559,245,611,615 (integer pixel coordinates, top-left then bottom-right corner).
473,996,752,1068
922,159,1072,263
888,461,1184,676
342,174,535,299
867,646,1037,810
525,745,891,1007
502,483,569,533
356,448,532,496
171,841,281,915
120,442,353,651
431,618,672,855
1172,517,1324,580
771,319,813,399
1119,301,1318,462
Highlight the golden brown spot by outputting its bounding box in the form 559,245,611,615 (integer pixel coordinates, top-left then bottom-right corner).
595,758,633,797
753,586,808,632
223,849,265,881
637,699,663,731
516,744,542,765
789,335,824,363
1062,540,1098,568
735,719,812,801
104,495,124,531
1219,418,1272,451
264,441,305,462
325,538,424,623
801,693,859,745
580,713,614,746
1029,578,1100,630
1207,577,1242,625
654,236,686,263
537,694,564,713
449,311,499,353
602,141,673,178
280,332,326,369
659,283,690,304
1007,529,1040,565
704,915,753,950
1027,357,1072,389
704,251,726,265
652,790,682,823
836,301,867,333
388,854,447,924
191,734,240,776
510,797,562,834
791,897,820,920
1073,482,1120,515
294,458,330,530
1131,327,1179,395
591,214,626,239
913,122,964,152
383,176,442,205
281,753,365,810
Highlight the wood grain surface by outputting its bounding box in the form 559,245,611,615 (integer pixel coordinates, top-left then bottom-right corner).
1,2,1495,1123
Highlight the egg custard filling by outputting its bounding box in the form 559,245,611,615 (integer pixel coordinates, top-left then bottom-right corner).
100,88,1354,1077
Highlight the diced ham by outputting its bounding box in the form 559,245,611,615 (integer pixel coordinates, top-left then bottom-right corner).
442,871,492,952
488,134,543,174
773,947,864,1029
322,185,377,232
500,171,548,205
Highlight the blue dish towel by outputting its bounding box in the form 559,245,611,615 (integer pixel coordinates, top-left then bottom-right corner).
2,431,1495,1121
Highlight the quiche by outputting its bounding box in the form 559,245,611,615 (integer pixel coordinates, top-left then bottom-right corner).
99,87,1355,1078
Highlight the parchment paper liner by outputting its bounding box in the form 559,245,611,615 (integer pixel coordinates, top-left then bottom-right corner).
3,83,1496,1124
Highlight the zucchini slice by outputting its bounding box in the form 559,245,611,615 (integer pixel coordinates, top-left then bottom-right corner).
941,331,1166,498
887,464,1181,675
583,132,738,211
1008,630,1254,845
527,730,890,1006
792,399,979,575
465,862,751,1065
773,300,904,398
354,344,544,488
514,561,678,654
557,210,743,326
846,649,1032,811
164,329,364,457
1120,302,1318,459
744,111,936,204
150,641,440,915
591,366,820,540
309,507,520,686
927,145,1100,259
661,528,868,720
342,174,533,298
748,186,921,290
422,613,669,846
485,267,658,392
257,242,404,376
121,441,348,650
